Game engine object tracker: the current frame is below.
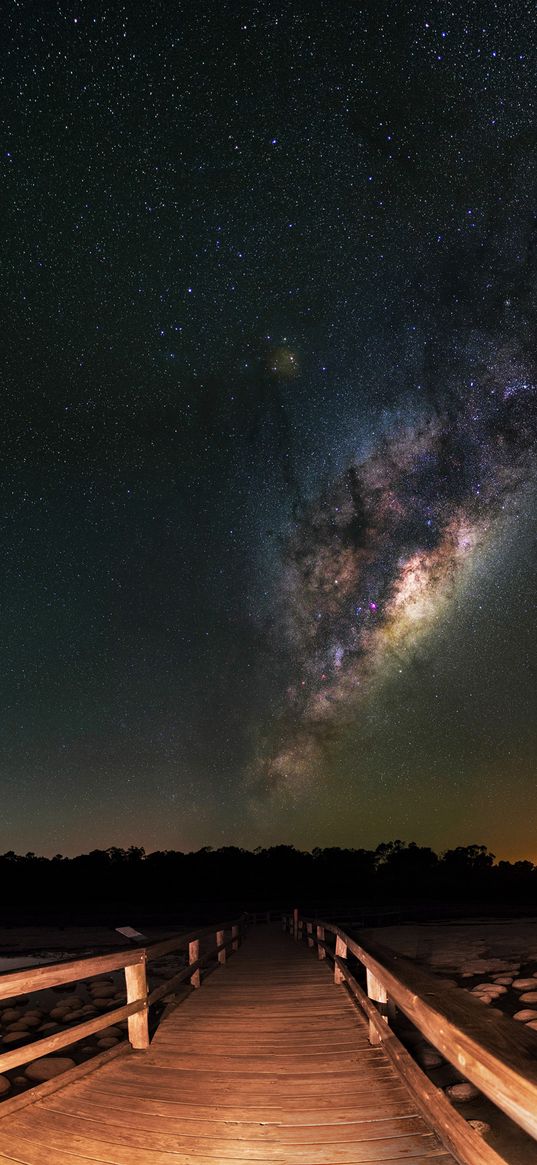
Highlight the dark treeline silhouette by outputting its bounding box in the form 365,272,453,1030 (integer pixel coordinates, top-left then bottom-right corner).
1,842,536,926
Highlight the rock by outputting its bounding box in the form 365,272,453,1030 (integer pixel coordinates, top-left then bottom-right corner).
493,976,513,985
96,1036,119,1048
513,1009,537,1022
473,983,506,994
525,1020,537,1030
416,1048,443,1068
13,1076,28,1088
18,1015,41,1028
2,1031,29,1044
0,1075,11,1095
61,1010,85,1022
445,1082,479,1102
90,984,115,999
49,1005,75,1020
38,1023,56,1032
101,1026,121,1038
80,1005,97,1015
25,1056,75,1082
0,1009,21,1023
519,991,537,1003
512,979,537,990
468,1119,491,1134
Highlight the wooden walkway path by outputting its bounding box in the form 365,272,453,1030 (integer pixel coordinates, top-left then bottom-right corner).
0,924,455,1165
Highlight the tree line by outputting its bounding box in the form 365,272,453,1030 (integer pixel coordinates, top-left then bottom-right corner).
1,842,536,923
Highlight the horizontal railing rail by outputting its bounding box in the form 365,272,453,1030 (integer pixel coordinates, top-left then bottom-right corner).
0,915,246,1081
284,910,537,1165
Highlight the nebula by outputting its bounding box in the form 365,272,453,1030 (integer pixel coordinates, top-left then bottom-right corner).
254,350,537,797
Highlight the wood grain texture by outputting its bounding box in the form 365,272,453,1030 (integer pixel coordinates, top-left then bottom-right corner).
0,924,456,1164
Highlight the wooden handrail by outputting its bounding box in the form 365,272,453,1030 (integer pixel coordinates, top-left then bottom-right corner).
285,911,537,1163
0,914,246,1078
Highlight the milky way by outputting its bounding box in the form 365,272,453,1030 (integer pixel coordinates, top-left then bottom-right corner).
253,264,537,797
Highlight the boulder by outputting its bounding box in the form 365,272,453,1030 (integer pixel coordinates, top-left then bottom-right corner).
25,1056,75,1082
96,1036,119,1048
0,1075,11,1095
0,1009,21,1023
512,979,537,990
468,1119,491,1134
90,984,116,999
416,1047,443,1068
513,1009,537,1022
445,1082,479,1101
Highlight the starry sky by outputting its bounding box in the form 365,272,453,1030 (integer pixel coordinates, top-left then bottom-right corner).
1,1,537,860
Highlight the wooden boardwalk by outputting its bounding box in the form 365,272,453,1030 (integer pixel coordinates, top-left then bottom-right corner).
0,924,455,1165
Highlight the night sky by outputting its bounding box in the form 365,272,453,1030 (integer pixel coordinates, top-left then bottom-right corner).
2,2,537,859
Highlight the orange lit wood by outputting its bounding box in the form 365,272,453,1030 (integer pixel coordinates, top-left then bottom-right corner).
334,933,347,984
301,914,537,1146
366,966,388,1045
124,956,149,1049
0,925,455,1165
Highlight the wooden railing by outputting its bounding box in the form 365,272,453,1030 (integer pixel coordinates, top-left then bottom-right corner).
0,916,246,1085
284,911,537,1165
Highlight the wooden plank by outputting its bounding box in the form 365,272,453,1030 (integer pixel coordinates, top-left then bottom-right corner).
125,957,149,1050
76,1091,418,1124
2,1113,455,1163
0,1133,455,1165
140,1052,388,1074
49,1100,422,1142
46,1095,424,1138
0,950,144,1000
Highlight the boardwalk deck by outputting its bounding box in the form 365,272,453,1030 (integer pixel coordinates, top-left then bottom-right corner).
0,924,456,1164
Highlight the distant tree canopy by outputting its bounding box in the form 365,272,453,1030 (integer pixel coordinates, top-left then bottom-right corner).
1,842,536,923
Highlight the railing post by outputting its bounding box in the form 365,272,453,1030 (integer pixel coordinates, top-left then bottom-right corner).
124,952,149,1049
316,924,326,959
307,921,314,948
366,967,388,1044
189,939,201,988
232,923,240,951
334,934,347,984
298,918,304,942
217,929,226,965
293,906,299,940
